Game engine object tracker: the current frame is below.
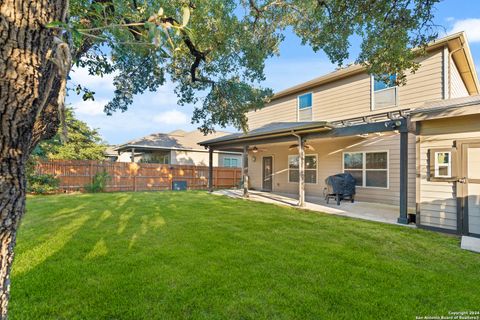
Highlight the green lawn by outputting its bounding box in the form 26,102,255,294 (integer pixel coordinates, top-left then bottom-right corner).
10,191,480,319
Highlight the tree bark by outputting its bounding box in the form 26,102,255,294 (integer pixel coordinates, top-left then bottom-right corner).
0,1,69,317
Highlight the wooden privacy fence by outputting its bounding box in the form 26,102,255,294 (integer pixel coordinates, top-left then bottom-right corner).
36,160,242,193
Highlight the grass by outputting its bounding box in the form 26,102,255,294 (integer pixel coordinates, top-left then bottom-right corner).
10,191,480,319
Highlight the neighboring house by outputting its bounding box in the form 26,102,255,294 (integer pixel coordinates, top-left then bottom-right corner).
114,129,242,167
104,146,119,162
200,32,480,240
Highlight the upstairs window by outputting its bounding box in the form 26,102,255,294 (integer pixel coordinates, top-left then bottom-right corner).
298,93,313,121
372,74,397,110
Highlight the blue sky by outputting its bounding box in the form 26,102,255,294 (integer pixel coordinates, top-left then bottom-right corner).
68,0,480,145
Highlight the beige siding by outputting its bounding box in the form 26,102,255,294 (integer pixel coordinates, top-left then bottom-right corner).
450,58,469,98
247,49,445,129
397,50,444,107
313,73,371,120
247,95,298,130
248,133,415,208
418,114,480,231
171,150,212,166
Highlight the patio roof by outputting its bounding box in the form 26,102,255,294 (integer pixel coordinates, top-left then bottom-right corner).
200,110,410,149
202,111,412,225
199,121,332,147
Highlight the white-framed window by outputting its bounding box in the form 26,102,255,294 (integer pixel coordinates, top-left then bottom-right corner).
372,74,397,110
288,154,317,183
343,151,389,188
297,92,313,121
223,157,239,168
434,151,452,178
158,154,169,164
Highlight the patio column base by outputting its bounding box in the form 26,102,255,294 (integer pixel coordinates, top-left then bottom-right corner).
397,217,409,224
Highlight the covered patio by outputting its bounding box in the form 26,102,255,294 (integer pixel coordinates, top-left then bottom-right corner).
200,109,415,225
214,189,414,226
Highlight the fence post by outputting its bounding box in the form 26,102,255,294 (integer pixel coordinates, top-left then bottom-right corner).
90,162,94,185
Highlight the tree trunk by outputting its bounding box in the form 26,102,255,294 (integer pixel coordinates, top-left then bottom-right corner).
0,155,26,317
0,1,69,317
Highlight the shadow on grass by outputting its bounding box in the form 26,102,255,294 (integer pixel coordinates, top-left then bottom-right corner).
10,191,480,320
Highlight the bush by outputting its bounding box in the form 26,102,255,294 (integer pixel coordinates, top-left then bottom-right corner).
84,171,109,193
27,173,59,194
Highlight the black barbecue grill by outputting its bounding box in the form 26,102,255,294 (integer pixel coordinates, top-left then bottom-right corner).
324,173,356,205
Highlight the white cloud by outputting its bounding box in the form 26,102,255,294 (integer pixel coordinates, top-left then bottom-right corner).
449,18,480,43
263,58,335,91
153,110,188,125
69,67,116,91
72,99,109,116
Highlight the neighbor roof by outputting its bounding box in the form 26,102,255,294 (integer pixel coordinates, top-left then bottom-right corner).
104,146,118,156
199,121,332,147
271,32,479,101
115,130,234,152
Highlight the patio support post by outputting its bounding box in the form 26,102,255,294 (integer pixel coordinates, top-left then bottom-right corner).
242,145,249,197
130,148,135,162
398,131,409,224
298,136,305,207
208,147,214,192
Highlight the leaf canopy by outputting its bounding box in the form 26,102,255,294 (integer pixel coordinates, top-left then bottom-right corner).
65,0,440,133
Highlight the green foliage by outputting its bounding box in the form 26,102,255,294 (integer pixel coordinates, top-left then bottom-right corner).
84,171,110,193
26,108,104,194
61,0,440,133
26,173,59,194
34,108,106,161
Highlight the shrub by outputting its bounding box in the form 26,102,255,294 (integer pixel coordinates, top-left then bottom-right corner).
27,173,59,194
84,171,109,193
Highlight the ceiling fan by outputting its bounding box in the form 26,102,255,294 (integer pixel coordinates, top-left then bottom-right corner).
249,146,268,153
288,143,315,151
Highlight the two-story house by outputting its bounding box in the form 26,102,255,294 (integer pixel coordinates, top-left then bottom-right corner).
200,32,480,242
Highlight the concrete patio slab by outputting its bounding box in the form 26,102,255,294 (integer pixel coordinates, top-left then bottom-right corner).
214,189,416,227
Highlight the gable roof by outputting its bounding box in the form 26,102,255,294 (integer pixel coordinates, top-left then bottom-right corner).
271,32,479,101
115,130,234,152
